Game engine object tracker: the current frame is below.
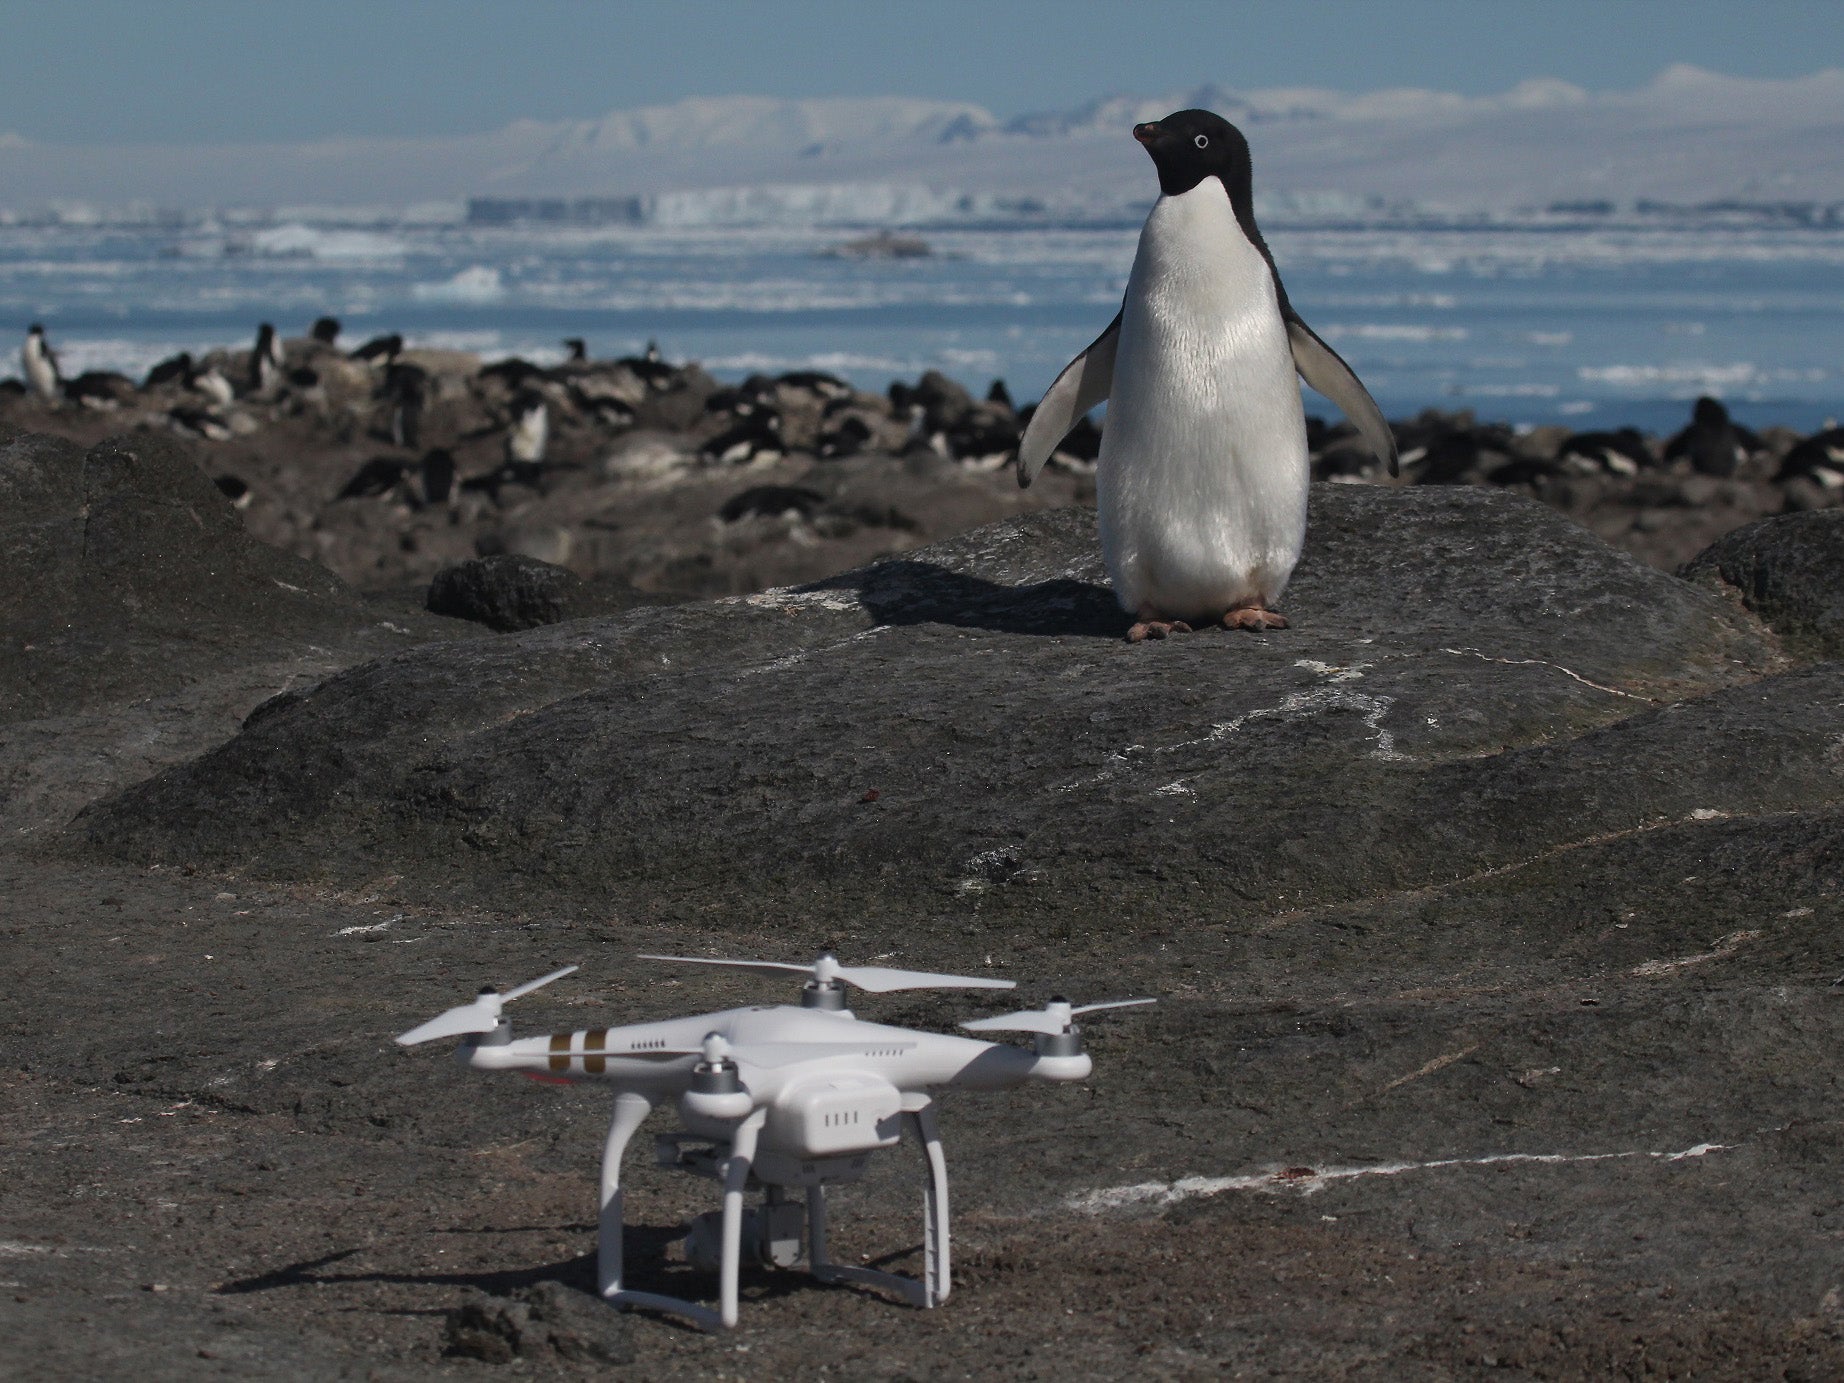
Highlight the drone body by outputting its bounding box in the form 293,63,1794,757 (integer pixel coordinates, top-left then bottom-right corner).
396,955,1149,1329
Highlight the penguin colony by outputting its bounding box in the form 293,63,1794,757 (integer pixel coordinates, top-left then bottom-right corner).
8,315,1826,577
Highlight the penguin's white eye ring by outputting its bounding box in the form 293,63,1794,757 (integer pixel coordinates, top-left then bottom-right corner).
1194,134,1209,149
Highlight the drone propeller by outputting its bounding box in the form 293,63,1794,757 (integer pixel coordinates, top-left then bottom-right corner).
639,952,1014,994
395,964,579,1046
960,996,1155,1036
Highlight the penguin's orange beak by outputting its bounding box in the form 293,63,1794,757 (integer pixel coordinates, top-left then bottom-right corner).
1133,122,1162,145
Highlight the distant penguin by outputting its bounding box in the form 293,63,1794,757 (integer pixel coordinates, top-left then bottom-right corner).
351,332,403,365
567,378,636,429
336,456,411,501
143,352,194,390
817,412,874,459
63,370,135,410
168,406,232,442
477,355,547,390
1410,422,1515,484
251,322,284,394
506,389,549,464
1557,427,1652,478
419,448,458,508
22,324,60,402
562,337,588,363
718,484,826,524
310,316,342,345
620,340,677,388
190,361,236,407
1777,425,1844,490
777,368,853,402
701,407,784,465
214,474,253,509
1016,110,1395,640
1664,396,1758,478
282,364,327,416
383,362,427,450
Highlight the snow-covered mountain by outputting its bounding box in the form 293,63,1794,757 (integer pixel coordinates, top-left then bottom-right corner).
2,66,1841,225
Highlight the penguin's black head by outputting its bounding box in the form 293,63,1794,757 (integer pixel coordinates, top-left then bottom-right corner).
1692,395,1729,427
1132,109,1252,199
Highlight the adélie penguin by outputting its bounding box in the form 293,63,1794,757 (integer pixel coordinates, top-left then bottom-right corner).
22,323,61,402
1018,110,1397,641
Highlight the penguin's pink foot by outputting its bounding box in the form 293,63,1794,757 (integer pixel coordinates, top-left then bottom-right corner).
1222,605,1289,632
1127,608,1193,642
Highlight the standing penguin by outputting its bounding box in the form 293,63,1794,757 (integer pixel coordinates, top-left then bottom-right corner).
505,390,550,466
1018,110,1397,640
22,324,61,402
250,322,284,395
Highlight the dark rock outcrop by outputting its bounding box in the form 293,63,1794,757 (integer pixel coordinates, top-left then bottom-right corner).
426,553,589,631
444,1283,633,1365
0,428,449,724
84,485,1824,939
1679,509,1844,660
0,427,467,834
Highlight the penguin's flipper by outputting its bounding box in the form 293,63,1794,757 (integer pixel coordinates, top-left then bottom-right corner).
1016,312,1119,488
1287,317,1399,477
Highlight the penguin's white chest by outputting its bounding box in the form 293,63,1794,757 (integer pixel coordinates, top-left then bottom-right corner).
23,338,57,400
1098,183,1308,620
509,408,548,463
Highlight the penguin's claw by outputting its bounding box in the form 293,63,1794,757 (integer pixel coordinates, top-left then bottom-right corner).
1127,618,1193,642
1222,606,1289,632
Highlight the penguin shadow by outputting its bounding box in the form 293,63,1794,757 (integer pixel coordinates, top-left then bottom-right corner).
803,560,1123,638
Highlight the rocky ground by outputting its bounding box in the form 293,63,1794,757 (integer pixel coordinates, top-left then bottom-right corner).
3,412,1843,1378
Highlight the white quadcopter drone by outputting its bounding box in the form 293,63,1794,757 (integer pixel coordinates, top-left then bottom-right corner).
396,952,1151,1329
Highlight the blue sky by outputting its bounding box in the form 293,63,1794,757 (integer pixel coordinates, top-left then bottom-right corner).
4,0,1840,144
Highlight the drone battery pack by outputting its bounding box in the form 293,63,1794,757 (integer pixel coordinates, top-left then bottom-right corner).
769,1074,903,1157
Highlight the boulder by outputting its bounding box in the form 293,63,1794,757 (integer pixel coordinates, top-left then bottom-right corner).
443,1282,633,1365
427,553,587,631
1680,508,1844,660
425,553,675,632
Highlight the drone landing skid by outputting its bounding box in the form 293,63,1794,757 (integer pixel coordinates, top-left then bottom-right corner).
810,1102,950,1311
596,1093,950,1330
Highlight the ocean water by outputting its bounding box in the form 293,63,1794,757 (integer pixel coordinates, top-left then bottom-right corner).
4,218,1842,435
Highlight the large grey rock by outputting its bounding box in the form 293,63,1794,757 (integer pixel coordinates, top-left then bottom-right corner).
0,428,450,724
1680,508,1844,660
0,427,466,832
82,485,1813,933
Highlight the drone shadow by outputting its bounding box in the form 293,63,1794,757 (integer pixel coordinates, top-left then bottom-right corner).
802,561,1123,638
214,1224,933,1320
